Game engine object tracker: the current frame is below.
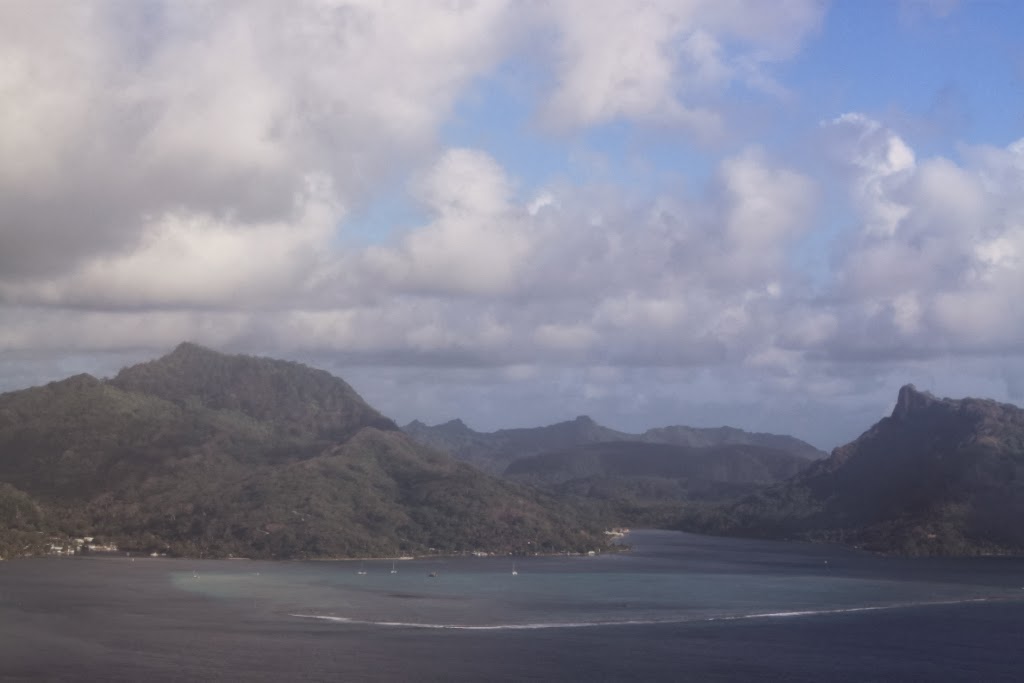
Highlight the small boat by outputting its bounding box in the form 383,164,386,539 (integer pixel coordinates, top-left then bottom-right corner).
390,561,398,574
512,563,518,576
357,561,367,575
428,570,438,578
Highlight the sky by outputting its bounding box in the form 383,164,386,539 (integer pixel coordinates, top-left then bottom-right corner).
1,0,1023,450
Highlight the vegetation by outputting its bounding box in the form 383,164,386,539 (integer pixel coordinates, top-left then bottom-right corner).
0,482,49,558
0,344,606,559
8,349,1019,560
506,441,809,485
404,414,825,474
679,385,1024,556
502,440,810,527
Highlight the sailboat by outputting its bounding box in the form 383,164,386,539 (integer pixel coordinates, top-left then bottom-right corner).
357,561,367,575
512,563,518,576
390,561,398,574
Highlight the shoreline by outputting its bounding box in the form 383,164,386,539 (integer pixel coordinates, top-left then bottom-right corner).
6,528,631,563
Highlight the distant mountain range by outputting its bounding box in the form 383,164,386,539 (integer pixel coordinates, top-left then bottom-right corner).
5,346,1020,560
0,343,604,559
506,441,810,498
693,385,1024,556
403,415,825,475
402,414,825,530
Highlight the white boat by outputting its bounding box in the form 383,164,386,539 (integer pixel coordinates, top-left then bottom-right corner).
390,561,398,574
512,563,518,576
357,561,367,575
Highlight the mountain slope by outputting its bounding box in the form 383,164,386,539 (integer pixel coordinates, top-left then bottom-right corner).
110,341,398,442
404,416,824,474
639,425,824,460
0,482,49,559
506,441,809,488
696,385,1024,555
403,415,631,473
503,440,811,527
0,344,605,559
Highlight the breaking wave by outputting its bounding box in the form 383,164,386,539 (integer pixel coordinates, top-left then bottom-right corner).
291,597,1000,631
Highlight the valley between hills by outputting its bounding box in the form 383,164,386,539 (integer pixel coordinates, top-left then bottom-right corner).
2,343,1023,560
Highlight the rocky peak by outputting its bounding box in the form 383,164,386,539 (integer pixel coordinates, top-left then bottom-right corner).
891,384,939,421
437,418,473,434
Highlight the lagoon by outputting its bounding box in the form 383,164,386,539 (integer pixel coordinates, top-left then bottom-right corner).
2,530,1023,681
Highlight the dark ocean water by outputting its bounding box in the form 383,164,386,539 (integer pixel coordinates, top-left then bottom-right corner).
2,530,1023,681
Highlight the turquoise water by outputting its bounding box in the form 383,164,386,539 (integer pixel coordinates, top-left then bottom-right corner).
4,530,1024,681
169,531,1024,629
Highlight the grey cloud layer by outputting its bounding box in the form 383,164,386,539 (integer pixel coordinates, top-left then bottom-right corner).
1,1,1019,446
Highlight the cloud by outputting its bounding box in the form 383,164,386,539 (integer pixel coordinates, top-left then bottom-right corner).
357,148,532,297
5,1,1018,450
713,147,817,283
0,0,513,282
823,113,916,238
0,175,339,308
291,145,816,371
821,114,1024,358
537,0,824,134
0,0,823,310
1,131,820,375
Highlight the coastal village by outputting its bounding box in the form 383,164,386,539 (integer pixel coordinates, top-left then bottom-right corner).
46,536,119,556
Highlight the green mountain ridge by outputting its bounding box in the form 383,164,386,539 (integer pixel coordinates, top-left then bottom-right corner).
688,385,1024,556
403,415,825,474
503,440,812,529
506,441,810,488
403,415,631,473
0,344,605,559
8,350,1018,560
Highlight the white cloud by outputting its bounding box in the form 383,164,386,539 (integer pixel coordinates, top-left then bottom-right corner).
0,0,514,282
537,0,824,133
0,0,825,308
534,323,599,352
822,115,1024,357
1,175,340,308
824,113,916,237
714,147,817,282
5,2,1021,451
356,149,532,297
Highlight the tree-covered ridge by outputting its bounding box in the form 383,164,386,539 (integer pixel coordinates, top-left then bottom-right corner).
685,385,1024,556
506,441,809,485
403,415,631,474
111,342,398,442
0,344,606,559
403,414,825,474
0,482,49,559
502,440,811,530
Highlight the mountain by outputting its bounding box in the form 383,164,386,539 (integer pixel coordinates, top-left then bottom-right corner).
403,416,824,474
506,441,810,491
0,344,605,559
638,425,824,461
110,342,398,442
504,441,811,528
0,482,48,559
694,385,1024,556
403,415,631,473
